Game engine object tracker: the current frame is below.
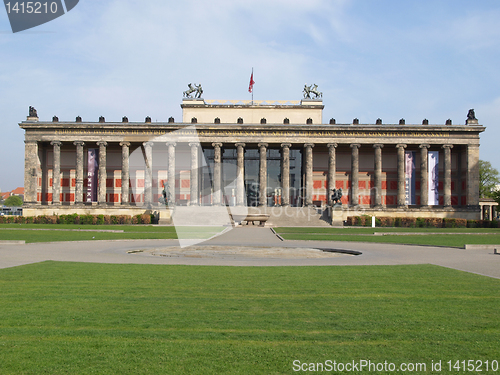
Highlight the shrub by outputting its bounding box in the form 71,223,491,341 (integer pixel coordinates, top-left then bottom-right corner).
401,218,416,227
443,218,456,228
416,217,426,228
132,215,139,224
394,218,402,227
140,214,151,224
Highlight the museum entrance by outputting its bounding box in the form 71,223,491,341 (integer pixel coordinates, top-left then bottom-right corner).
201,146,303,207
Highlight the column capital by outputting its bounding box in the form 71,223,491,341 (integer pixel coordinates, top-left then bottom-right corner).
258,143,268,149
304,143,314,148
212,142,223,148
73,141,85,147
235,142,246,148
396,144,407,149
142,141,153,148
166,141,177,147
327,143,338,149
119,141,131,147
373,143,384,149
97,141,108,147
189,142,199,148
281,143,292,148
419,143,430,149
350,143,361,149
442,144,454,150
50,140,62,147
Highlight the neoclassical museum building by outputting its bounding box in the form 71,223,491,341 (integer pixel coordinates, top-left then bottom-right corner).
20,92,485,224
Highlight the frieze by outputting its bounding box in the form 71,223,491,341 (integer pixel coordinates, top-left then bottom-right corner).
52,128,450,138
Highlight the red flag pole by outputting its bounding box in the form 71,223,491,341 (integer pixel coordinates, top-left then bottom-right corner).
248,68,255,104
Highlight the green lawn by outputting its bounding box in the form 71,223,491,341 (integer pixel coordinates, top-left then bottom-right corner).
0,224,226,243
275,227,500,247
0,262,498,374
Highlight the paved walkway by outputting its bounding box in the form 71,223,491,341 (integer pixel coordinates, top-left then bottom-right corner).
0,227,499,279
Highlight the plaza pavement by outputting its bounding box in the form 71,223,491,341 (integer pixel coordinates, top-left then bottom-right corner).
0,227,499,279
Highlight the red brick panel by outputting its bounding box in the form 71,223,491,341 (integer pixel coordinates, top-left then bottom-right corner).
61,178,70,187
359,181,366,189
389,181,397,190
71,179,76,187
361,195,371,205
181,179,190,188
106,179,113,188
382,181,387,190
336,181,344,189
116,179,122,188
137,179,145,188
313,180,322,189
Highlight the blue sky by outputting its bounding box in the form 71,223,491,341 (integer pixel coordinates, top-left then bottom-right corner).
1,0,499,192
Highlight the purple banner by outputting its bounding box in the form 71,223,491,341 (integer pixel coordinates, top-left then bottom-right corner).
405,151,416,205
87,149,98,202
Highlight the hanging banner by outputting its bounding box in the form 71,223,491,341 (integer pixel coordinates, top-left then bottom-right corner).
405,151,416,205
428,151,439,206
87,148,98,202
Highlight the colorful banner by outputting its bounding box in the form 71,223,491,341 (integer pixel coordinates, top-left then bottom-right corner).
428,151,439,206
87,149,98,202
405,151,416,205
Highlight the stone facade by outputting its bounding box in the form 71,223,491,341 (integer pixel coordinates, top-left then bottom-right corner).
19,99,485,222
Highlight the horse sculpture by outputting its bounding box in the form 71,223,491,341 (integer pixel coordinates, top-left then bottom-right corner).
183,83,203,99
303,84,322,99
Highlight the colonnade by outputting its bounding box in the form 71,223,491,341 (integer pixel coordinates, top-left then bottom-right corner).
24,140,480,209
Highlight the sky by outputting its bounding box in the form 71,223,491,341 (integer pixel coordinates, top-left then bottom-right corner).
1,0,499,192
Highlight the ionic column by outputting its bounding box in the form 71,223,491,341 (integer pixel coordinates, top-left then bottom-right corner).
443,144,454,208
24,140,39,205
350,144,360,207
212,143,223,206
143,142,154,207
373,144,383,208
327,143,338,206
51,141,62,205
189,142,199,206
396,144,407,208
97,141,107,205
304,143,314,206
74,141,85,204
281,143,292,206
419,144,430,207
120,142,130,205
167,142,176,206
236,143,246,206
258,143,268,206
466,144,480,208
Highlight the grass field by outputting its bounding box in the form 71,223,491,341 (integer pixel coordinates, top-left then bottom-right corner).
0,262,498,374
275,227,500,247
0,224,226,243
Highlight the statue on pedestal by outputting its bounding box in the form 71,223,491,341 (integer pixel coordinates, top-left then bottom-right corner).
183,83,203,99
29,106,38,118
330,188,343,206
159,181,173,207
303,84,322,99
